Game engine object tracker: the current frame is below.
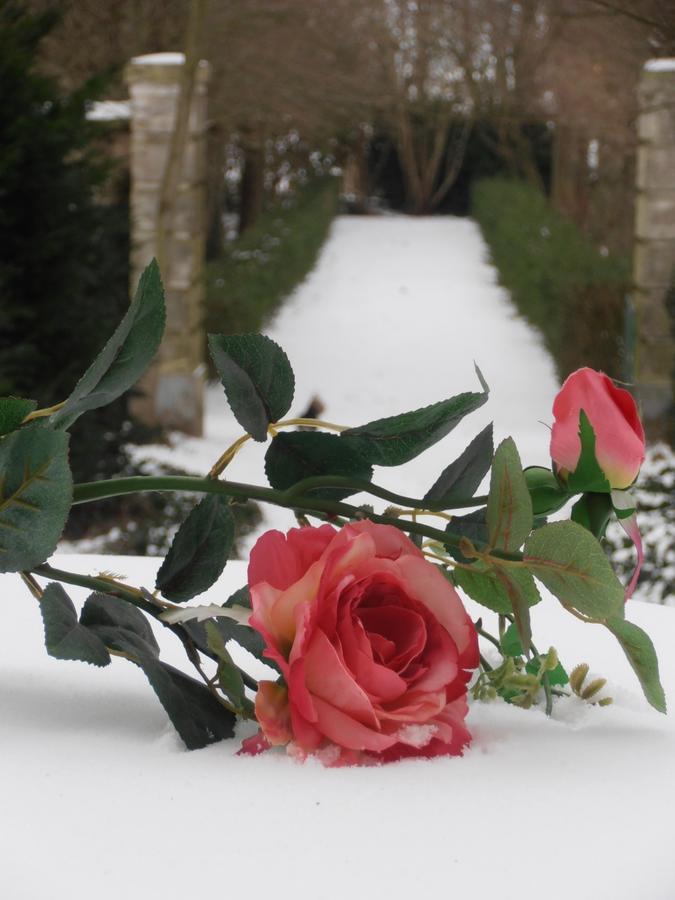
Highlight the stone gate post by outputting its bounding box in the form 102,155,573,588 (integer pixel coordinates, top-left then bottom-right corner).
634,59,675,439
125,53,210,437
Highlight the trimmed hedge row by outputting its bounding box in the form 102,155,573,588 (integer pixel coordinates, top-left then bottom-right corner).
471,178,631,379
206,177,340,338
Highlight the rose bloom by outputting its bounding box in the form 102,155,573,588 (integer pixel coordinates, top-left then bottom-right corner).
550,368,645,490
244,520,478,765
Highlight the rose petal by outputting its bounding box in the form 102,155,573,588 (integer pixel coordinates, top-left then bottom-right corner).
255,681,293,746
312,696,396,752
248,525,336,590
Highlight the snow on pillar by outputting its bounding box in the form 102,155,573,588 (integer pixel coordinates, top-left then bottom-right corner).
634,59,675,438
125,53,210,437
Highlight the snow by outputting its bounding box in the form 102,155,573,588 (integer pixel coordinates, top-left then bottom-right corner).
132,52,186,66
645,58,675,73
131,216,560,553
86,100,131,122
2,552,675,900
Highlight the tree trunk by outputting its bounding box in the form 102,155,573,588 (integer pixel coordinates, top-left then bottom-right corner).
238,142,265,235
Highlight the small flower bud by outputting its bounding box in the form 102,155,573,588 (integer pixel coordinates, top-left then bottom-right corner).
581,677,607,700
570,663,590,695
544,647,559,671
597,697,613,707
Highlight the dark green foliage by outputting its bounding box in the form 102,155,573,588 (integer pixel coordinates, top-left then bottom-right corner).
205,178,339,338
0,423,72,572
0,3,131,483
0,396,36,435
265,431,373,499
208,333,295,440
155,495,235,602
40,583,111,667
471,178,629,379
424,423,493,506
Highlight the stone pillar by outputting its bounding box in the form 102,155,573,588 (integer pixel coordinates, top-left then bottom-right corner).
125,53,210,437
634,59,675,439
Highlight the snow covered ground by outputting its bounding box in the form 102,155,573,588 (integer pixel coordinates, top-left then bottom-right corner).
130,215,561,553
5,216,673,898
2,554,675,900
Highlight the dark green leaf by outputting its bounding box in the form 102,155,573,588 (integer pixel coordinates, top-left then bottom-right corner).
51,260,166,430
524,521,624,619
208,333,295,441
223,586,251,609
181,616,280,674
40,584,111,667
486,438,533,552
88,621,235,749
265,431,372,499
156,496,234,602
445,508,489,563
566,411,611,494
0,397,37,436
424,423,493,506
454,564,541,616
524,466,569,516
340,371,488,467
501,623,523,657
571,492,613,539
605,617,666,713
0,423,72,573
80,592,159,654
205,622,247,710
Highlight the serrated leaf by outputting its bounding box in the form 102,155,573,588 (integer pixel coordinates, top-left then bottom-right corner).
208,333,295,441
340,375,488,467
87,620,235,749
265,431,372,499
493,566,533,652
0,397,37,436
454,564,541,616
80,592,159,654
40,584,111,667
524,521,624,619
566,411,611,493
223,585,251,609
424,423,493,506
445,507,489,563
605,617,666,713
51,260,165,430
156,495,234,602
486,438,532,552
0,423,72,573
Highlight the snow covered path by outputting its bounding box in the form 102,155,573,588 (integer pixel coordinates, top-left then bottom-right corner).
137,216,560,546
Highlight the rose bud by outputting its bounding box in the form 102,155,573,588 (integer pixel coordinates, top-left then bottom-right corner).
550,368,645,490
241,521,478,766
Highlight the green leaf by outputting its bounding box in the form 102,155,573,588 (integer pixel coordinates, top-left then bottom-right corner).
566,411,611,494
205,621,247,711
445,508,489,563
493,566,534,653
524,521,624,619
454,564,541,616
0,423,72,573
265,431,372,499
486,438,533,552
80,592,159,654
51,260,166,430
40,584,111,667
88,618,235,749
424,423,493,506
523,466,569,516
501,623,523,657
340,369,488,467
156,496,234,602
0,397,37,436
223,585,251,609
571,492,613,539
208,333,295,441
525,656,569,687
605,617,666,713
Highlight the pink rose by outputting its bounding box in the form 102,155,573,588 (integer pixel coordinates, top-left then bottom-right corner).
550,368,645,490
245,521,478,765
